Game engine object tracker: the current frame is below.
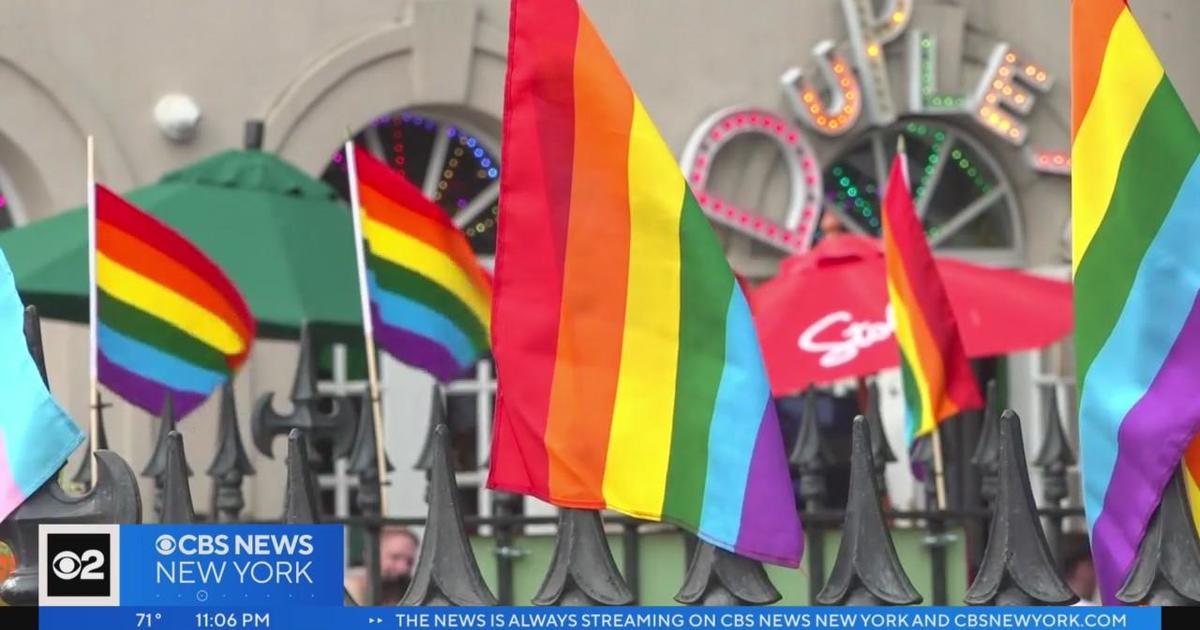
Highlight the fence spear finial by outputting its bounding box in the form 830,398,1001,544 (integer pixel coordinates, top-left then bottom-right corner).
817,416,921,605
789,387,830,507
1032,384,1075,506
971,380,1002,504
207,382,255,522
1116,464,1200,605
865,380,896,488
252,323,356,460
400,424,496,606
161,431,197,524
964,410,1076,605
675,542,780,606
532,509,634,606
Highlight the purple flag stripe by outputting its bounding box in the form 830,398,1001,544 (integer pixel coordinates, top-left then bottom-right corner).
1091,289,1200,600
98,352,207,418
735,400,804,566
372,305,471,382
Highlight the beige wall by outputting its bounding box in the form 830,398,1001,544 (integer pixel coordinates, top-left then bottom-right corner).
0,0,1197,518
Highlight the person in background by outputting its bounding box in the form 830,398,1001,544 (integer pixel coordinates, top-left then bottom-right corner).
1064,549,1098,606
345,526,420,605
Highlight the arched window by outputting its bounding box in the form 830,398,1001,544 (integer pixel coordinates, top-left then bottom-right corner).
320,110,500,255
316,109,506,527
820,119,1022,263
691,116,1024,279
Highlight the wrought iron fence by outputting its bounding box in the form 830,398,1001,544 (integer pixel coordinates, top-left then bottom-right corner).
4,306,1199,607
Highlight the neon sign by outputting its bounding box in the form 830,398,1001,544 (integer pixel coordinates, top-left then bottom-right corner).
680,108,823,253
682,1,1067,253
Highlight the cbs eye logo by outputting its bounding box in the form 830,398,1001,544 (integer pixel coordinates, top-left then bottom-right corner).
38,524,121,606
155,534,177,555
51,547,106,581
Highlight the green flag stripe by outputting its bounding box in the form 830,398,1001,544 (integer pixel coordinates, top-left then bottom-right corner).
1075,79,1200,384
367,253,490,351
662,190,733,526
98,291,231,375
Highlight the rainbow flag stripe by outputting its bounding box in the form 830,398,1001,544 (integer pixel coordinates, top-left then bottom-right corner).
487,0,801,566
0,247,83,522
1187,440,1200,536
351,146,492,381
882,154,981,448
1073,0,1200,604
96,185,255,418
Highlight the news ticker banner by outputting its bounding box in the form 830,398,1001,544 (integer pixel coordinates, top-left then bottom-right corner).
23,606,1186,630
10,524,1187,630
36,524,343,607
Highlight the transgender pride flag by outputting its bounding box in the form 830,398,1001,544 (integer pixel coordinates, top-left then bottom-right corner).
0,247,83,522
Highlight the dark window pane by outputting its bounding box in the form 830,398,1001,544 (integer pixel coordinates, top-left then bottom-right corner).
818,119,1015,251
318,111,499,255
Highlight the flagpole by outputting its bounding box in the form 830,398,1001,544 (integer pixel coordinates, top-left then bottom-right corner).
86,136,100,488
930,426,948,510
344,141,390,516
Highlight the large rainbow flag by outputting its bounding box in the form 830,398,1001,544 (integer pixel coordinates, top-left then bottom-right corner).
1073,0,1200,604
882,151,981,449
95,185,256,418
348,146,491,381
487,0,801,566
0,247,83,522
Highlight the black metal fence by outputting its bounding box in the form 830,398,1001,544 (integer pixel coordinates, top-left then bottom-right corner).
4,307,1199,607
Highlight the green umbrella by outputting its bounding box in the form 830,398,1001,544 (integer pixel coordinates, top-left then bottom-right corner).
0,149,363,340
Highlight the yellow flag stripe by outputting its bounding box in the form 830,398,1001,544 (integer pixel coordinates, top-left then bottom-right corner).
889,284,936,436
363,216,491,326
97,253,246,356
602,99,684,517
1071,10,1163,274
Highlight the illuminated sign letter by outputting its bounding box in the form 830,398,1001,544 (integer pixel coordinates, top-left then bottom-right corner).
680,107,823,252
839,0,912,125
907,29,965,113
969,45,1052,145
781,41,862,137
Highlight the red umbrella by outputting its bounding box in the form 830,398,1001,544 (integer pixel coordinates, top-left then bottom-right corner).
749,234,1072,396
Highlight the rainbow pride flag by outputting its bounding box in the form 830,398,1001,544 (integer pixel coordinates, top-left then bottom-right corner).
487,0,801,566
95,185,256,418
347,146,492,381
0,247,83,521
1073,0,1200,603
882,151,981,449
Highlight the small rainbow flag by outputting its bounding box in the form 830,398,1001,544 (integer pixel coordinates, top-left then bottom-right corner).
0,247,83,522
347,146,491,381
487,0,801,566
95,185,256,418
881,150,981,449
1073,0,1200,604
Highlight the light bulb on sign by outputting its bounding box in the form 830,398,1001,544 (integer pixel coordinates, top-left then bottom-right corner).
781,43,863,137
968,45,1053,146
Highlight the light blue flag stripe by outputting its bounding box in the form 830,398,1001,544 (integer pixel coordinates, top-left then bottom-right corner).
0,247,83,519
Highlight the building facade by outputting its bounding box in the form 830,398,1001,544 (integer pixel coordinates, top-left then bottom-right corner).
0,0,1197,522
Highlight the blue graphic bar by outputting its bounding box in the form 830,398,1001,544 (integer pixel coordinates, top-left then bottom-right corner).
37,607,1164,630
119,525,344,607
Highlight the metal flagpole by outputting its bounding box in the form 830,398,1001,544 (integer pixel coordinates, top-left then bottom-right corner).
86,136,100,488
344,140,390,516
930,426,949,510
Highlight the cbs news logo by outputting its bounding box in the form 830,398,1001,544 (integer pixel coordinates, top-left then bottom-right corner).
38,524,121,606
